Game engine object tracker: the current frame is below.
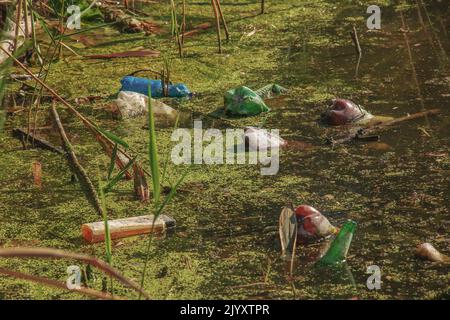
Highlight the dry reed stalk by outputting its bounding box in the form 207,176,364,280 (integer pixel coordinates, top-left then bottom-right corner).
215,0,229,40
0,247,151,299
0,267,124,300
211,0,222,53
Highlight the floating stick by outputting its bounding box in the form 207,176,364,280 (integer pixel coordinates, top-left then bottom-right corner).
350,25,362,56
215,0,230,41
211,0,222,53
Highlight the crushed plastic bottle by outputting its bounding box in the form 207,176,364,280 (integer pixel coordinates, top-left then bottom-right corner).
254,84,288,99
224,84,287,116
244,127,287,151
295,205,338,243
114,91,178,123
120,76,192,98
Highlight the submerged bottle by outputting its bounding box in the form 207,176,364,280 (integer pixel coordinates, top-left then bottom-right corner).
316,220,357,267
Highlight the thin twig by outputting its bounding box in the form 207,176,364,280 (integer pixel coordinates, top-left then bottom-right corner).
0,267,124,300
350,25,362,56
0,247,151,299
211,0,222,53
215,0,229,41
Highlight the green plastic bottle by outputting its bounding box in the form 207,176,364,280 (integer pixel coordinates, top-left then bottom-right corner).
316,220,357,267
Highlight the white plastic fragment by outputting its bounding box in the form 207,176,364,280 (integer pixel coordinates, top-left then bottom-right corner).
244,127,287,151
114,91,177,122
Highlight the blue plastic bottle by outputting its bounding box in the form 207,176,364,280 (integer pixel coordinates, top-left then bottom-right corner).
120,76,191,98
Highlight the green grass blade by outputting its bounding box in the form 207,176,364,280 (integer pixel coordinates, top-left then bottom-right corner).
98,181,112,264
33,11,56,44
96,126,129,149
147,84,160,207
103,156,137,193
107,143,118,180
155,168,189,218
161,114,180,184
0,39,32,132
55,22,119,40
97,163,113,295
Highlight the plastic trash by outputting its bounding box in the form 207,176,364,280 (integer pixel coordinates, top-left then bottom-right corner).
415,243,450,263
295,205,339,243
244,127,287,151
82,214,175,243
114,91,178,123
120,76,191,98
279,206,298,258
224,84,287,116
224,86,269,116
321,99,373,125
254,83,288,99
316,220,357,266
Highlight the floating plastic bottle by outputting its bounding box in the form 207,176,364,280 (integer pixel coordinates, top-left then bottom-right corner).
316,220,357,267
295,205,338,243
120,76,192,98
224,84,287,116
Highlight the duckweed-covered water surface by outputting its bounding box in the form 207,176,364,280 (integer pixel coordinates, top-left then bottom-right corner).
0,0,448,299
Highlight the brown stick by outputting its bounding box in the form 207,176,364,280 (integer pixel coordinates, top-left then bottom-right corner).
215,0,229,41
51,102,104,217
370,109,440,127
211,0,222,53
330,109,441,145
0,247,151,299
181,0,186,45
261,0,265,14
12,127,64,154
23,0,29,38
0,267,124,300
350,25,362,56
13,0,22,53
181,22,212,38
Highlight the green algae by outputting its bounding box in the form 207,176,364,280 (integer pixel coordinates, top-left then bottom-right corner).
0,0,449,300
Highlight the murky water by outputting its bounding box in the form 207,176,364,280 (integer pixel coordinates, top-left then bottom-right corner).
192,2,449,299
1,1,448,300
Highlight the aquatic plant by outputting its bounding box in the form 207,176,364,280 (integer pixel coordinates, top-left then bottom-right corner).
138,84,189,298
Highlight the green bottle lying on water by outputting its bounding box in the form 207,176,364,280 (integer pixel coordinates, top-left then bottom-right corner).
316,220,357,267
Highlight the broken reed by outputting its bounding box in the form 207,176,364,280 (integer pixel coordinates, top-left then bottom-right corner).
170,0,183,58
161,55,171,97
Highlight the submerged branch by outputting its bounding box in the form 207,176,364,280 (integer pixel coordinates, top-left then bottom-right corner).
329,109,441,145
50,102,103,217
